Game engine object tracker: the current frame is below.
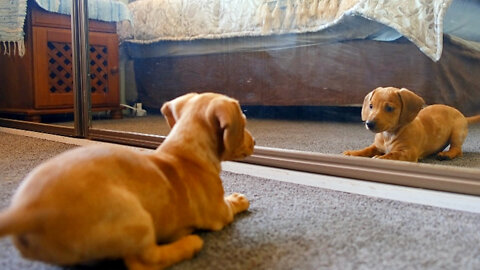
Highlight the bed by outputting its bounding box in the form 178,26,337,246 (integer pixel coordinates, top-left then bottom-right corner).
119,0,480,116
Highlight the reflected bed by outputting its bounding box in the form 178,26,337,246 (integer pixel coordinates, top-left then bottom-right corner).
119,0,480,115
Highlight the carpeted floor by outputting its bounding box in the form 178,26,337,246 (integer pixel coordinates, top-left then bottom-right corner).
1,132,480,269
89,115,480,168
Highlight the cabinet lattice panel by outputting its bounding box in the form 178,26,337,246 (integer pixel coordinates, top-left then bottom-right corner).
47,41,109,94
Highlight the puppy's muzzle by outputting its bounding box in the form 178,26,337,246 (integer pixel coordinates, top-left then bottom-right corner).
365,120,376,132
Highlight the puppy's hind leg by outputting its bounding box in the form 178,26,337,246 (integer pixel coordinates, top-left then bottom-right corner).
124,235,204,270
436,125,468,160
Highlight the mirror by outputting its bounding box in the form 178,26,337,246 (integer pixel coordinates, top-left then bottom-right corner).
0,0,76,128
89,0,479,169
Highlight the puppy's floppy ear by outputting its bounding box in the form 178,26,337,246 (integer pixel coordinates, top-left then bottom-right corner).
206,98,243,159
161,93,198,128
161,102,176,128
396,88,425,126
361,89,376,121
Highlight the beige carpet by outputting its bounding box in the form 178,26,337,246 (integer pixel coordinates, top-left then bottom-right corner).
90,115,480,168
1,132,480,269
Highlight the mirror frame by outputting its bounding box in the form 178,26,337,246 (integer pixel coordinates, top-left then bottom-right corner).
2,118,480,196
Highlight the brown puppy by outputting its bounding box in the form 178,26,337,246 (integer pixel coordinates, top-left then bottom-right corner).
344,87,480,162
0,92,255,269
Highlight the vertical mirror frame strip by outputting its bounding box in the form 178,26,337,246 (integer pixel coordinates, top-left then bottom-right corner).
71,0,91,137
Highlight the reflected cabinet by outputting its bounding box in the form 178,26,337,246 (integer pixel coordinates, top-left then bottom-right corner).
0,2,121,122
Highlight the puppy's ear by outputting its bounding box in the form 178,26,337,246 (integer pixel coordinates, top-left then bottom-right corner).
206,98,243,159
161,93,198,128
160,102,176,128
361,89,376,121
397,88,425,126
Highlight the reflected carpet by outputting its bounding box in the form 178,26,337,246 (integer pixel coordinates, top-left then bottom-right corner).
88,115,480,168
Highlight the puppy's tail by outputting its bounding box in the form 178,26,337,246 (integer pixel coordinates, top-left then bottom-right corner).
466,115,480,125
0,207,44,237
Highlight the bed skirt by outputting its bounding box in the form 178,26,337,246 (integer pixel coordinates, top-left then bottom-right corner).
129,36,480,116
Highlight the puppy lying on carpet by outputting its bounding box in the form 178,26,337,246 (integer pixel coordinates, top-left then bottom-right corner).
0,92,255,269
344,87,480,162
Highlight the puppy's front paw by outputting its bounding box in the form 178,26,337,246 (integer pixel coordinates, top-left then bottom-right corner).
226,193,249,214
343,150,367,156
436,152,453,160
182,235,204,256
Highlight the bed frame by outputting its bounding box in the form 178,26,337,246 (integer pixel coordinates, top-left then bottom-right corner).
128,36,480,116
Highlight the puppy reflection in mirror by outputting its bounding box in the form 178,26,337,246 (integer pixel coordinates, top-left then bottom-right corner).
344,86,480,162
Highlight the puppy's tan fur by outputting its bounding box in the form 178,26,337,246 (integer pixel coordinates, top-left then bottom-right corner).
344,87,480,162
0,93,255,269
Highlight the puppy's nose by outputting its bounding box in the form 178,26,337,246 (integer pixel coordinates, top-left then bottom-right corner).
366,121,376,130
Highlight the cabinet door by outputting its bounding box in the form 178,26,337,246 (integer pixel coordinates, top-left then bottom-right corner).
33,27,119,109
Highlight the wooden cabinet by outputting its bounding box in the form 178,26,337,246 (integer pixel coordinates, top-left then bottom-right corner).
0,1,121,122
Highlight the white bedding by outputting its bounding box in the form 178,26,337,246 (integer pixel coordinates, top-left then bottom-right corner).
119,0,452,61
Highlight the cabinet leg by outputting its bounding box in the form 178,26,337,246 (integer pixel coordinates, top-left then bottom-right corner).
110,109,123,120
25,115,42,122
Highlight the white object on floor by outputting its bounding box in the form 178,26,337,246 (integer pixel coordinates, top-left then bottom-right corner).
121,103,147,117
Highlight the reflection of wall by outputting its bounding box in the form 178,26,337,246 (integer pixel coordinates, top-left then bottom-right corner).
117,0,138,109
124,59,138,104
119,45,138,106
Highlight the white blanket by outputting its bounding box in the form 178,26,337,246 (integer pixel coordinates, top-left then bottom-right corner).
0,0,27,56
120,0,452,61
34,0,132,23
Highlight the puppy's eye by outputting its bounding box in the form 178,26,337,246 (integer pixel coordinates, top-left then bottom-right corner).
369,104,373,109
385,105,394,112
